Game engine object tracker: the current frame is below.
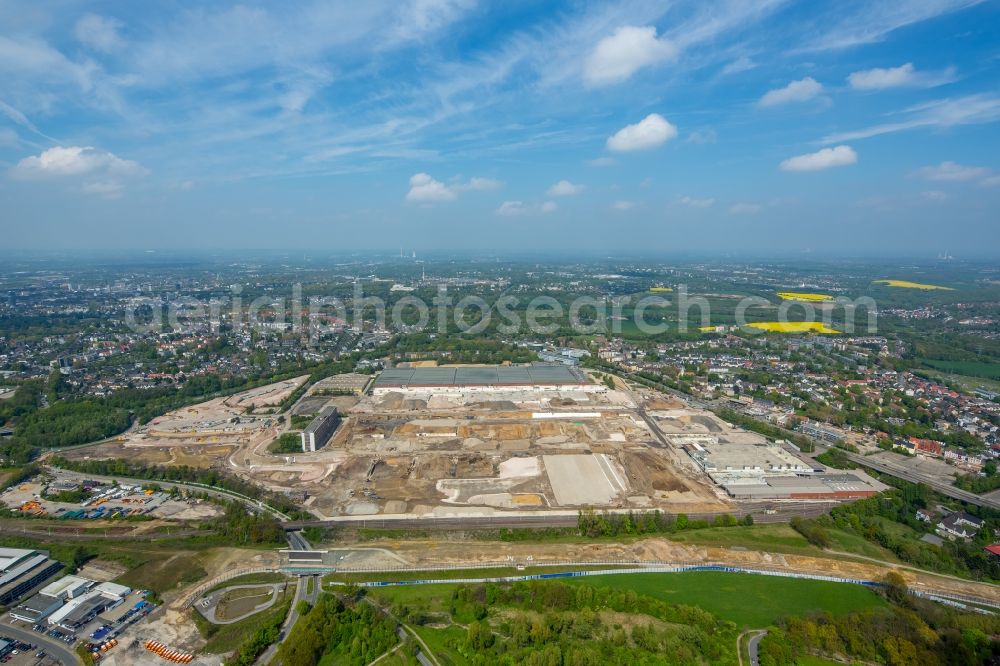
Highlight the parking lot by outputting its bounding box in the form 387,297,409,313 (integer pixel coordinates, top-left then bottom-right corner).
0,630,65,666
0,471,221,522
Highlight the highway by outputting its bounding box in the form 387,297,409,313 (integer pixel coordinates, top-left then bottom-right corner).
828,445,1000,510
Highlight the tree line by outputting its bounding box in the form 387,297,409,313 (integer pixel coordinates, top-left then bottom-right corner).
274,593,396,666
577,507,752,538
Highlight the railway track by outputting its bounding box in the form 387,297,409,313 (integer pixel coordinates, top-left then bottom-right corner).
282,503,834,530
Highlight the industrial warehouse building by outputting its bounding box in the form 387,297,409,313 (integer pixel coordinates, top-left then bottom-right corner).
371,364,596,395
10,575,131,629
301,407,341,452
0,547,63,606
721,472,886,500
687,441,813,479
679,435,886,501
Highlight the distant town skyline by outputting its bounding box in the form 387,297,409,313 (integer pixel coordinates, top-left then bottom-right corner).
2,1,999,254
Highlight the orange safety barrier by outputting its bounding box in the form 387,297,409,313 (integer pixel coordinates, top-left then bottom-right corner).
143,641,193,663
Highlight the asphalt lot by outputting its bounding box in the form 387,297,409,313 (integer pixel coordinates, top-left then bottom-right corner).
1,624,76,666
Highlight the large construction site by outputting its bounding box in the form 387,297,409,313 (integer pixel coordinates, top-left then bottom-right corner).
60,363,882,521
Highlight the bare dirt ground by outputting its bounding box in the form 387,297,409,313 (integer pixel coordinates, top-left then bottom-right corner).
58,372,735,522
77,559,128,581
104,548,283,666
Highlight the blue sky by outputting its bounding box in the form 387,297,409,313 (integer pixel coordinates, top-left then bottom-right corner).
1,0,999,255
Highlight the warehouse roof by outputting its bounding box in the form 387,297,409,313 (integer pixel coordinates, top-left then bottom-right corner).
0,548,37,572
374,364,587,388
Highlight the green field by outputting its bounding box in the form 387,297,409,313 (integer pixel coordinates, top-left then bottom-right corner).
662,523,900,564
367,570,887,629
409,625,468,666
795,656,844,666
921,359,1000,381
327,564,631,584
562,572,887,627
206,571,288,593
919,367,1000,394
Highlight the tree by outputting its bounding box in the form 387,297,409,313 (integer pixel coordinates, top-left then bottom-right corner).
883,570,909,605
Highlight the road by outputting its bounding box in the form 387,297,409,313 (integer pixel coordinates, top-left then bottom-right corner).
827,445,1000,510
198,583,284,624
747,630,767,666
286,530,312,550
254,531,319,665
394,626,434,666
1,622,80,666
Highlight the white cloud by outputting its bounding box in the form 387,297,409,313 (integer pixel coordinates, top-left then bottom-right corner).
547,180,585,196
758,77,823,107
802,1,983,52
780,145,857,172
729,202,761,215
465,177,502,191
80,180,124,199
497,200,556,216
75,14,124,53
612,200,635,210
12,146,146,179
0,100,42,135
406,172,455,202
916,161,990,181
583,25,678,86
848,63,917,89
921,190,948,202
981,174,1000,187
607,113,677,152
685,129,717,144
678,196,714,208
391,0,476,43
822,93,1000,143
588,157,616,167
11,146,146,198
496,200,528,216
848,62,955,90
721,55,756,76
407,173,498,201
277,67,334,113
